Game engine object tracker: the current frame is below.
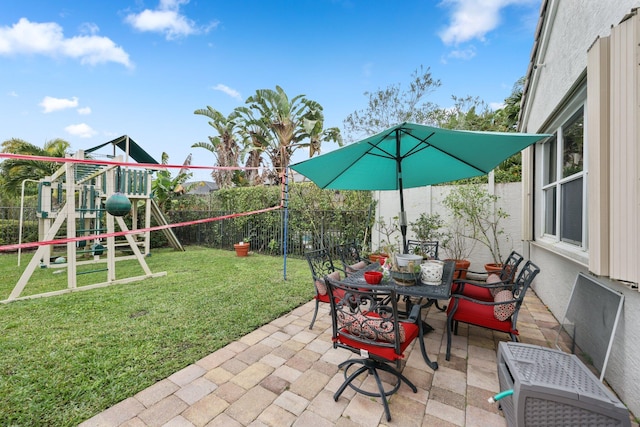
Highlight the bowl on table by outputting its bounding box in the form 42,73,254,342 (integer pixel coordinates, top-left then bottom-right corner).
364,271,383,284
395,253,423,267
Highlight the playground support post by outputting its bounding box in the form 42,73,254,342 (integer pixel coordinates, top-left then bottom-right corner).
18,178,40,266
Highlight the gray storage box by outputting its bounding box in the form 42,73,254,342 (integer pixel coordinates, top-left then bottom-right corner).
497,342,630,427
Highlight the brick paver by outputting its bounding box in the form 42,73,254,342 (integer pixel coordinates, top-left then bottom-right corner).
80,291,638,427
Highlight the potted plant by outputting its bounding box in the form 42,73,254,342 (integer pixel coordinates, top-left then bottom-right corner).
234,237,250,257
442,184,511,273
409,212,446,258
409,212,446,243
440,215,474,278
369,216,400,262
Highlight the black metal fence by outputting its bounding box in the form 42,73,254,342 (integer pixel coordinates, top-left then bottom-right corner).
0,207,371,258
167,209,371,257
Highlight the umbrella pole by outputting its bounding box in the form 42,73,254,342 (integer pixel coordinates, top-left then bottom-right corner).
396,130,408,253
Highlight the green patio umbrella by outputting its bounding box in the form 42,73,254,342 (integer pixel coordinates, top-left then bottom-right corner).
290,122,549,252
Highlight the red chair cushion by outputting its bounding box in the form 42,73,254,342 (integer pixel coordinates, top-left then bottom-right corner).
316,286,345,302
448,298,516,335
337,321,419,362
459,283,493,301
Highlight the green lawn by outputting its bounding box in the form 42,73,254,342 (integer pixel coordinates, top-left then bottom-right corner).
0,247,312,426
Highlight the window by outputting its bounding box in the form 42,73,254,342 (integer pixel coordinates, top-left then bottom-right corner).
541,106,585,247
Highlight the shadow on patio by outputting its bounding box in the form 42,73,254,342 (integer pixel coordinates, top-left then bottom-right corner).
81,288,637,427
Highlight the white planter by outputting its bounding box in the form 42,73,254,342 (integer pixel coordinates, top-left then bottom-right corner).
395,253,423,267
420,260,445,285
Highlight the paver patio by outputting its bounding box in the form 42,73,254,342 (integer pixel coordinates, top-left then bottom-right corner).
80,290,637,427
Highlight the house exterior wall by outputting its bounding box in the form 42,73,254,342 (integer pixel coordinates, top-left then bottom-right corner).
521,0,638,132
520,0,640,417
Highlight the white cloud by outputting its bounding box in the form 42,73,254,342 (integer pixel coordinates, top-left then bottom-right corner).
447,45,477,60
125,0,217,40
40,96,79,113
490,102,505,110
65,123,97,138
211,84,242,101
8,91,18,97
438,0,536,45
77,107,92,115
0,18,132,68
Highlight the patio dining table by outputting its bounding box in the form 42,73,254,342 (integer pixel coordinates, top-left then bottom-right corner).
342,260,455,370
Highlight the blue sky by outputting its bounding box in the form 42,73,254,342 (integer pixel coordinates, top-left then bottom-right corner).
0,0,541,181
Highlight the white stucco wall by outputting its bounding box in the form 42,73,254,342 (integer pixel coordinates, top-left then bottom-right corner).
372,182,523,271
522,0,639,132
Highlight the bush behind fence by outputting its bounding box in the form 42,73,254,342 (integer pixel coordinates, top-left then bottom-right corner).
1,207,372,258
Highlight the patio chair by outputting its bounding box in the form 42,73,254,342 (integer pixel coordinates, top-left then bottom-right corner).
325,276,422,422
445,260,540,361
406,239,439,259
452,251,525,301
304,248,346,329
335,241,370,276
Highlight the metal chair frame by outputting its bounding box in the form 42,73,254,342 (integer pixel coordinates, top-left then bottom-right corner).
326,276,422,421
446,260,540,360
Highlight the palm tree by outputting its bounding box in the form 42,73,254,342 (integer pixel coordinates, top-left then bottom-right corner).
0,138,71,197
299,100,343,157
192,107,241,189
233,106,270,186
245,86,339,183
151,152,193,211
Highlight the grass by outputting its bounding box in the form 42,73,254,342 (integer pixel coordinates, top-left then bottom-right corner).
0,247,312,426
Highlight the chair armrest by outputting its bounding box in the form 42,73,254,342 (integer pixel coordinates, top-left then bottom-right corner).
454,267,491,275
453,278,513,294
450,293,518,306
401,303,422,323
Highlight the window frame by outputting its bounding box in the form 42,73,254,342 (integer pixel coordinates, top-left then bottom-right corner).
537,95,588,252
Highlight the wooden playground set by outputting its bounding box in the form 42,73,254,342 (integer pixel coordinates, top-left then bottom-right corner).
5,138,183,303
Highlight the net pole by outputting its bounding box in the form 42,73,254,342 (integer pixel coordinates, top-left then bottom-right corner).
282,169,289,280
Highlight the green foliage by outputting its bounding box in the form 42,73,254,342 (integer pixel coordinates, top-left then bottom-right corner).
442,184,510,264
151,152,193,211
167,182,374,252
0,247,312,426
0,138,71,197
409,213,446,242
195,86,342,187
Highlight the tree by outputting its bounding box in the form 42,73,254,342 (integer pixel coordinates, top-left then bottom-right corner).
429,95,498,131
233,105,271,186
343,65,442,141
151,152,193,211
244,86,337,184
192,107,241,189
429,77,526,183
299,100,342,157
0,138,71,197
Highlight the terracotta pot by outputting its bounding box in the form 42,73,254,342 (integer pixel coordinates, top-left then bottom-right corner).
446,259,470,279
484,263,503,275
234,243,250,257
368,253,388,263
